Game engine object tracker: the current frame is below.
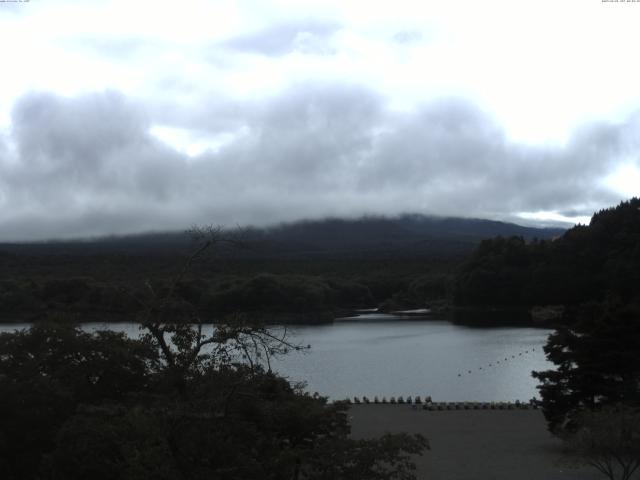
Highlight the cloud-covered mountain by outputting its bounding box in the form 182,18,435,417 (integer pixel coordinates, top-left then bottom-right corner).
0,214,564,258
0,85,636,241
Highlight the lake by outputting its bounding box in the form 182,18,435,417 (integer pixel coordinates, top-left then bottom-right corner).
0,314,553,402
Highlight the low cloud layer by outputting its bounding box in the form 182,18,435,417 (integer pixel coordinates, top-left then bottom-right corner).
0,85,638,241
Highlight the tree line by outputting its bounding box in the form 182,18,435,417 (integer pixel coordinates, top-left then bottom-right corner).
454,198,640,309
518,199,640,479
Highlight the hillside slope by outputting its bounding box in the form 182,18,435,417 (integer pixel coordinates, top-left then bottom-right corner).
454,198,640,307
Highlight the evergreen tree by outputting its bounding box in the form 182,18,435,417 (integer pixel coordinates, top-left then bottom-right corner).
454,197,640,310
533,303,640,433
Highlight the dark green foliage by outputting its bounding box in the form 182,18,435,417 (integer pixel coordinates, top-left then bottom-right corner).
0,324,157,479
0,213,564,322
201,274,375,314
50,407,178,480
453,236,533,306
0,265,450,323
0,376,73,478
519,200,640,435
0,280,38,313
0,322,427,479
454,198,640,308
532,303,640,433
0,324,157,403
327,277,376,307
407,274,451,303
203,274,336,313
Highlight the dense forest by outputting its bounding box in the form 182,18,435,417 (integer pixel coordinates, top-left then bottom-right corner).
454,198,640,310
522,199,640,443
3,200,638,325
0,215,562,323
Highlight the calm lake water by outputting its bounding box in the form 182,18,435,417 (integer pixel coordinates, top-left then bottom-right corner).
0,314,553,402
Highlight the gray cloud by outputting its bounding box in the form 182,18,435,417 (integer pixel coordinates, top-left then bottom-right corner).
57,35,156,60
1,91,190,237
0,85,638,240
221,19,340,56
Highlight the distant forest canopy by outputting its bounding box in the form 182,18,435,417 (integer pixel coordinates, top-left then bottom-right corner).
0,215,563,323
454,198,640,309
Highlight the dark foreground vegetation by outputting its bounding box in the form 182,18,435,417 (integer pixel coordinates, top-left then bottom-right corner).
0,229,428,479
0,321,427,479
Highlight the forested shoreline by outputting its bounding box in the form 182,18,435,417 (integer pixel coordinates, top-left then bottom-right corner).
2,214,555,324
454,198,640,316
2,201,638,327
0,253,457,324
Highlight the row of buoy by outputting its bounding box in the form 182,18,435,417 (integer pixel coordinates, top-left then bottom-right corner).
421,401,538,411
347,395,432,405
341,397,539,410
457,347,537,377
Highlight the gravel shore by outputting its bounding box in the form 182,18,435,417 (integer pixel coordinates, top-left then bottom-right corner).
349,405,601,480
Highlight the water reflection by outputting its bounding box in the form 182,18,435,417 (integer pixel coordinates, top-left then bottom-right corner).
272,319,552,402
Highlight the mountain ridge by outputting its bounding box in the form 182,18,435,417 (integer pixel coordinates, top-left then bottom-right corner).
0,214,565,256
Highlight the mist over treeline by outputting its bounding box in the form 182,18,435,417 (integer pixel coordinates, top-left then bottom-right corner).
0,214,564,254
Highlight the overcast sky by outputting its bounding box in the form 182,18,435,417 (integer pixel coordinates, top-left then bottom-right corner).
0,0,639,240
